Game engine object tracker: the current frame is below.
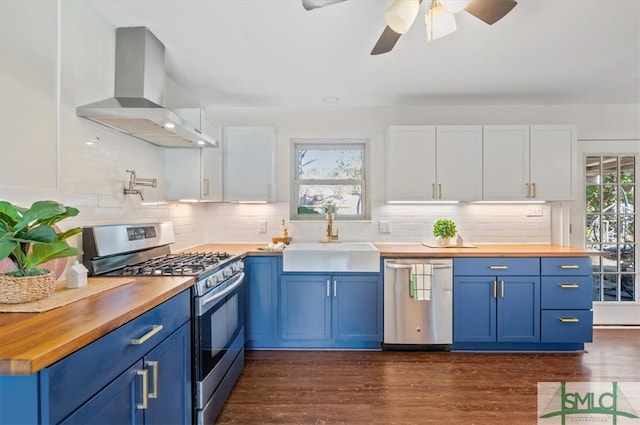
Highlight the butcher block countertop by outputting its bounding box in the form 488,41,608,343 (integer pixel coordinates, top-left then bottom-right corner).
0,242,593,375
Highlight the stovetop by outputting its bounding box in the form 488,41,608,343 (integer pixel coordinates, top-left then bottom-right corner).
111,252,232,277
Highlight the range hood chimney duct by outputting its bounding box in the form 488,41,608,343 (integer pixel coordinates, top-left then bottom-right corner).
77,27,218,148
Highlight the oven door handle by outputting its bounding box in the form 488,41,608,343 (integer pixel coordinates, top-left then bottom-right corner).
197,272,245,316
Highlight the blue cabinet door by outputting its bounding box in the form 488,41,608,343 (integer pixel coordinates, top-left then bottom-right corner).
280,274,331,342
497,276,540,342
60,361,144,424
333,274,382,343
144,323,192,425
245,256,280,347
453,276,496,342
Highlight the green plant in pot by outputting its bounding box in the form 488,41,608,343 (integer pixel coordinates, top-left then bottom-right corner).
0,200,83,304
433,219,457,246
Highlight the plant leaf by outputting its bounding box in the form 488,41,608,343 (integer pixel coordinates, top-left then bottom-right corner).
24,241,83,269
14,201,66,232
0,201,22,225
40,206,80,227
54,227,83,242
0,237,18,262
16,225,57,244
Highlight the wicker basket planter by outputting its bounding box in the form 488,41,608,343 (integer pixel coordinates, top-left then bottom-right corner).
0,271,56,304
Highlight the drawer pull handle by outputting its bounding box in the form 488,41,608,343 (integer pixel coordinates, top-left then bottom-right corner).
500,280,505,298
560,265,579,269
146,361,159,399
559,317,579,323
559,283,580,288
131,325,163,345
492,281,497,298
137,369,149,409
489,265,508,270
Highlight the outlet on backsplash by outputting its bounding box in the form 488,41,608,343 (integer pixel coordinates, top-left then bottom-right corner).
526,206,543,217
379,220,391,234
258,220,267,233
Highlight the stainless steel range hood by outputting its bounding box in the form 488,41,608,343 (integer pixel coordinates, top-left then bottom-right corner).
77,27,218,148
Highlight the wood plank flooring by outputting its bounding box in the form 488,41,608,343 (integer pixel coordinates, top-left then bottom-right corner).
216,329,640,425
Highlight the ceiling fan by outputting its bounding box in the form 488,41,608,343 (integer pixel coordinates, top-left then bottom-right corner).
301,0,518,55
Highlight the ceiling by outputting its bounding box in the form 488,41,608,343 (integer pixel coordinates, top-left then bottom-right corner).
88,0,640,108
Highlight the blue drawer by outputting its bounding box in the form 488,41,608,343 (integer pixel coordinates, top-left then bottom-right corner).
453,257,540,276
541,276,592,309
48,290,191,424
541,310,593,343
541,257,592,276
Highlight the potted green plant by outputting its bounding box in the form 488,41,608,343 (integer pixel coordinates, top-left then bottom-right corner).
433,219,457,246
0,200,83,304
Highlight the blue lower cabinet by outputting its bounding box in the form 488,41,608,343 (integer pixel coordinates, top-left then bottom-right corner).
280,273,382,349
245,256,281,348
453,275,540,343
0,290,191,425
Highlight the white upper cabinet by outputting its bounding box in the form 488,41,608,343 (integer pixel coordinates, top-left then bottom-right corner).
384,126,436,202
164,148,221,202
385,125,482,202
484,125,576,201
529,125,576,201
483,125,530,201
223,127,277,202
436,126,483,201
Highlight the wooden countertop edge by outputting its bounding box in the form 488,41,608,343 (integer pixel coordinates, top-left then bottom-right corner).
1,242,594,375
0,276,194,375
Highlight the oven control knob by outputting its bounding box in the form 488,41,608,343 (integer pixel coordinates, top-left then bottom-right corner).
223,268,233,278
205,276,216,288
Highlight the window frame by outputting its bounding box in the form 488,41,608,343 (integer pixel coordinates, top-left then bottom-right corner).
290,138,371,221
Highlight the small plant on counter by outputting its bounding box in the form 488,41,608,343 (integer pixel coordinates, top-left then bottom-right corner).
0,200,83,303
433,219,457,240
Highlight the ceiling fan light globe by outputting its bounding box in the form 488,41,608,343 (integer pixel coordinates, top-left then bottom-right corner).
439,0,470,13
425,2,457,41
384,0,420,34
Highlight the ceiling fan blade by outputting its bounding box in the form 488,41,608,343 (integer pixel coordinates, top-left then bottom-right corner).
371,26,402,55
301,0,348,11
464,0,517,25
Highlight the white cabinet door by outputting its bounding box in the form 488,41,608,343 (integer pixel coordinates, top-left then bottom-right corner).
483,125,530,201
201,147,223,202
530,125,576,201
436,126,483,201
223,127,277,202
384,126,436,202
164,148,202,201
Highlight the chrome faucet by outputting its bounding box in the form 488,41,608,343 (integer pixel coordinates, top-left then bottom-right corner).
326,212,339,242
124,169,157,201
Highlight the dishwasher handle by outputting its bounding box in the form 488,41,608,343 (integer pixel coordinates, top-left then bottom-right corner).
386,261,452,270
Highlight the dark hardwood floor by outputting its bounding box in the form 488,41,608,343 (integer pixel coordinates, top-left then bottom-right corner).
216,329,640,424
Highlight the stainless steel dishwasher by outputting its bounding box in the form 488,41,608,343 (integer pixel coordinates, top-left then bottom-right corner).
383,258,453,348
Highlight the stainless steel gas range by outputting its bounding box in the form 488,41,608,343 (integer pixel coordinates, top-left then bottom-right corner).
82,222,245,425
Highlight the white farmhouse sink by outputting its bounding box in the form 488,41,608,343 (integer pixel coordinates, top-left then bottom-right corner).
282,242,380,272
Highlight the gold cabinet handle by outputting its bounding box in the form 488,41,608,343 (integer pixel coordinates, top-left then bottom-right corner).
146,361,159,399
526,183,530,198
131,325,163,345
531,182,537,198
500,280,505,298
438,184,442,199
137,369,149,410
492,281,497,298
560,265,579,269
559,317,579,323
489,265,508,270
559,283,580,288
432,183,436,199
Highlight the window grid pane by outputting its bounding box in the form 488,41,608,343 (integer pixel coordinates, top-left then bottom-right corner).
585,155,637,303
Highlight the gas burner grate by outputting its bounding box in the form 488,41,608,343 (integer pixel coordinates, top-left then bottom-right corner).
118,251,232,276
